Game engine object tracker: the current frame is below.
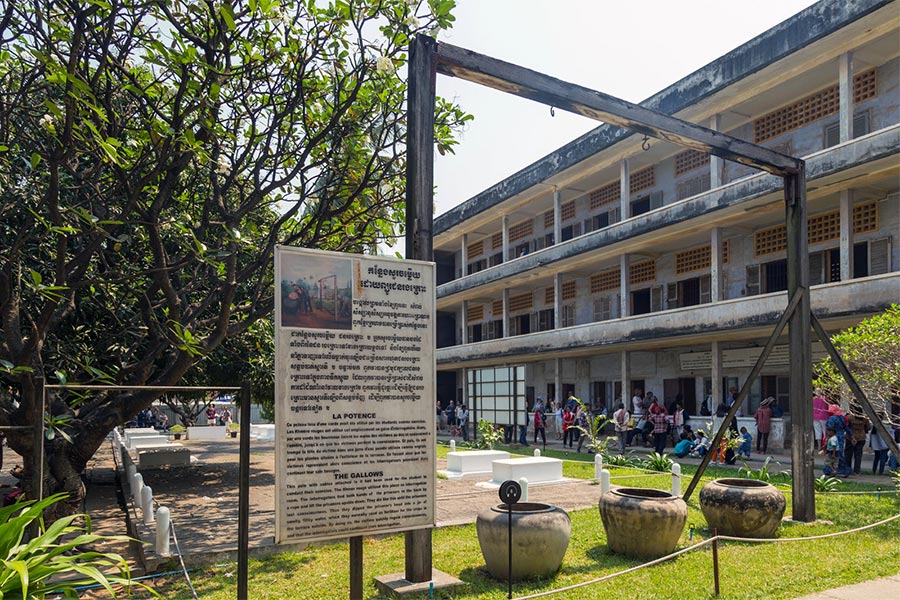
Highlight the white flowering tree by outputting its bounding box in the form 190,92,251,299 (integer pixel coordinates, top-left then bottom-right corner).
0,0,468,515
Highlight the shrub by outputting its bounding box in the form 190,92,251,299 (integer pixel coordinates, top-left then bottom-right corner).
814,475,842,493
474,420,503,450
642,452,674,472
0,493,157,598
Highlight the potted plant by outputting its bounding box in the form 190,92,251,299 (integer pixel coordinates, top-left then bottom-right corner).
227,422,240,438
168,424,186,440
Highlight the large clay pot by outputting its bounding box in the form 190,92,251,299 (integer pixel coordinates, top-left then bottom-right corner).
475,503,570,581
699,478,786,538
599,488,687,559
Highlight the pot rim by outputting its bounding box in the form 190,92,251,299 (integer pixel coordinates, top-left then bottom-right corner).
490,502,557,514
610,487,679,500
710,478,776,489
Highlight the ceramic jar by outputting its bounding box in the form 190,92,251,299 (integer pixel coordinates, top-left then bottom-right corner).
599,488,687,559
699,478,786,538
475,502,570,581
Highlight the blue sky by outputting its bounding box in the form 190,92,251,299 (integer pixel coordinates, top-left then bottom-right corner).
432,0,819,217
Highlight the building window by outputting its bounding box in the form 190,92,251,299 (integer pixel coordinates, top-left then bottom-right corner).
674,149,710,176
808,210,840,245
666,275,711,309
467,304,484,322
854,237,892,278
675,245,711,274
763,259,788,293
853,200,878,234
676,173,711,200
544,210,554,229
536,308,555,332
754,68,877,143
593,295,618,322
544,286,555,304
467,239,484,259
466,258,487,275
630,166,655,193
561,305,575,327
561,281,577,300
629,260,656,285
630,191,663,217
561,200,576,221
468,366,527,428
491,232,503,249
591,268,621,293
508,293,533,313
824,112,870,147
590,182,619,209
631,286,662,316
509,220,533,242
809,248,841,285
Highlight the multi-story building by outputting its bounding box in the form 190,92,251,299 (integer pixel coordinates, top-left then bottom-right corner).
432,0,899,449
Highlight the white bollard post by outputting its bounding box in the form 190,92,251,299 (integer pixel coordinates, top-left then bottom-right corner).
449,440,456,452
155,507,171,556
141,486,154,524
534,448,541,457
594,453,603,481
132,473,143,508
600,469,611,496
672,463,682,497
125,462,136,485
518,477,529,502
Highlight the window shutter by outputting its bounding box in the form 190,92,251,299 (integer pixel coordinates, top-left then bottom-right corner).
650,191,664,210
699,275,712,304
808,251,824,286
666,282,679,310
572,222,582,237
611,207,621,224
530,312,538,332
745,265,760,296
824,123,840,148
853,112,870,137
869,237,891,275
650,285,663,313
583,218,594,234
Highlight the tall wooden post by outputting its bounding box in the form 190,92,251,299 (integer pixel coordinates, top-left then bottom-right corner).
237,382,251,599
404,33,436,584
785,165,815,522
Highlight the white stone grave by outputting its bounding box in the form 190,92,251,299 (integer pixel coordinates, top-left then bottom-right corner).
250,424,275,440
439,450,510,479
187,425,227,440
484,456,565,487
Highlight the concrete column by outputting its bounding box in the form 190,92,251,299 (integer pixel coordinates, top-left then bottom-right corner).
554,272,562,329
840,190,853,281
619,254,630,318
711,341,722,414
619,159,630,219
502,288,509,338
460,301,468,345
502,215,510,263
554,357,562,409
709,115,722,188
460,233,467,278
695,376,706,414
838,52,853,143
461,368,468,406
553,188,562,246
621,351,631,411
711,227,724,302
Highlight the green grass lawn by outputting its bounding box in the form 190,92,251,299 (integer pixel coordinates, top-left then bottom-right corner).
148,445,900,599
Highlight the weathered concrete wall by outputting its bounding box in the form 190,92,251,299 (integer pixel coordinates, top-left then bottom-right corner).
438,126,899,304
436,272,899,367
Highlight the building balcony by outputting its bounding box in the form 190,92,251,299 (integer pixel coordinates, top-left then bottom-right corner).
435,272,899,369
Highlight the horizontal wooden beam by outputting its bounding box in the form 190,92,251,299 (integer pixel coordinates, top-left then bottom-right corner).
434,39,802,177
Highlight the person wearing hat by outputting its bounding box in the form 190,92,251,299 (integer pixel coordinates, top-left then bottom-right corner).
754,397,774,454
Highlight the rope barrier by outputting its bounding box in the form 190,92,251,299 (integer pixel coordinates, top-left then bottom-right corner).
511,508,900,599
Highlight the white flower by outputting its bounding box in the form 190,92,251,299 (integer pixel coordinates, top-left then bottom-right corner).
375,55,393,75
39,114,55,130
406,0,418,7
216,155,230,175
406,14,420,28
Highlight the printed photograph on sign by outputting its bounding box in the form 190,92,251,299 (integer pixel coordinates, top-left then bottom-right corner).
279,253,353,330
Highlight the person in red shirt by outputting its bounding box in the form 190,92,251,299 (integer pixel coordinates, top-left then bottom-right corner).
755,397,774,454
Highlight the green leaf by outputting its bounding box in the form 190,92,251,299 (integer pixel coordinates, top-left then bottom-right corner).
30,152,41,168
